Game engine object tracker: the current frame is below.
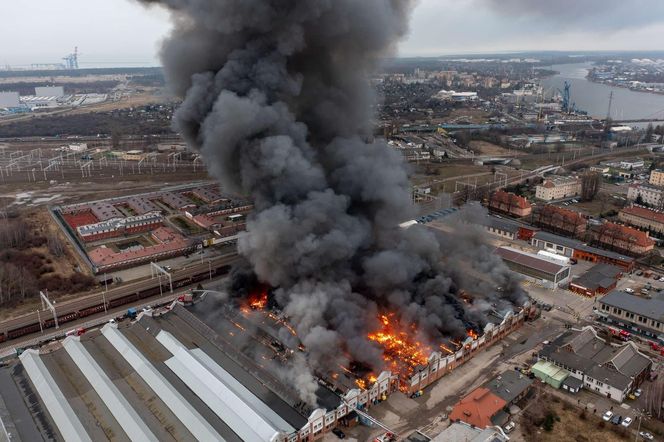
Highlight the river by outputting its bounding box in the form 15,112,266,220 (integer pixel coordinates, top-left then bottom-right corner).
541,62,664,121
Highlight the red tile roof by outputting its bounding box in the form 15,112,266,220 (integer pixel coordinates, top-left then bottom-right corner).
621,206,664,225
449,387,507,429
599,222,655,248
490,190,531,210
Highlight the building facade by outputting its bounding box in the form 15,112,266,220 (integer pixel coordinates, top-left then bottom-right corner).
535,177,582,201
596,290,664,341
530,205,586,237
627,184,664,207
496,247,571,289
619,206,664,234
488,190,532,217
649,169,664,187
589,222,655,256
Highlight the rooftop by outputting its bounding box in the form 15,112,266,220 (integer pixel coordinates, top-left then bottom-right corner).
496,246,566,275
485,370,533,404
540,327,652,391
621,206,664,225
2,299,336,441
600,290,664,323
448,387,507,429
569,264,622,291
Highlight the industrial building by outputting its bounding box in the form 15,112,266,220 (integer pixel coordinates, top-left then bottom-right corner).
538,326,651,402
34,86,65,97
1,301,353,441
495,246,570,289
0,91,20,108
535,176,582,201
596,290,664,341
568,264,623,297
530,231,635,271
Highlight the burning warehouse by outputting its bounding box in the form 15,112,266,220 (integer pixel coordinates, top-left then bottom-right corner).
131,0,531,412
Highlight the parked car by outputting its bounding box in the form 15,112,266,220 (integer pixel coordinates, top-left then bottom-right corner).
610,415,622,425
659,276,664,282
602,410,614,421
635,388,642,397
639,431,654,440
625,288,635,293
621,417,633,427
504,422,516,433
636,270,643,276
332,428,346,439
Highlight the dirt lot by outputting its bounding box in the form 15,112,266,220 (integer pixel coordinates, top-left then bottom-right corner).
446,107,490,124
469,140,522,156
520,394,631,442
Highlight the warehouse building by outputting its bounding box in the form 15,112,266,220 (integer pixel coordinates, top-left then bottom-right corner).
530,231,635,271
596,290,664,342
538,326,651,402
568,264,623,297
495,246,570,289
1,300,374,441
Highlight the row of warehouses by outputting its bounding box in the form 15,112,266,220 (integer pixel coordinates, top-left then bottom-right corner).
0,290,533,441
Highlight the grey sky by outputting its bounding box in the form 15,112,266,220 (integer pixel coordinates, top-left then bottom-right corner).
2,0,664,67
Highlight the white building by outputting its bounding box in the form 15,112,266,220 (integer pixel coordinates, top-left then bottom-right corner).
0,91,20,107
435,90,478,102
627,183,664,207
535,176,582,201
35,86,65,97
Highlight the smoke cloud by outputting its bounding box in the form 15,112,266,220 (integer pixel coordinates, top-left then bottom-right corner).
142,0,526,405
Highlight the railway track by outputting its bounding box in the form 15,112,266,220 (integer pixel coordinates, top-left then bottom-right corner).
0,252,241,343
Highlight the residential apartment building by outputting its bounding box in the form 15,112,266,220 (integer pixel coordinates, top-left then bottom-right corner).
530,205,586,237
488,190,532,217
627,183,664,207
535,177,582,201
589,222,655,256
596,290,664,341
538,327,651,402
619,205,664,234
649,169,664,186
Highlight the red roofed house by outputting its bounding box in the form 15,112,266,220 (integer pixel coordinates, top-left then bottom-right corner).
448,387,507,429
589,221,655,256
489,190,532,217
619,206,664,235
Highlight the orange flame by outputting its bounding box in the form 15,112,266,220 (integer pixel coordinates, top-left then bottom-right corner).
247,285,268,310
467,329,478,340
367,313,430,380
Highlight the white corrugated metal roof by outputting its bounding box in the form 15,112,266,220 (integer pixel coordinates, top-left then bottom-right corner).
157,330,285,442
191,348,295,433
19,350,92,442
62,337,158,442
101,324,224,442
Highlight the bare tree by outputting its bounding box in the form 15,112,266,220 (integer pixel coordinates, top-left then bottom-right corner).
581,172,601,202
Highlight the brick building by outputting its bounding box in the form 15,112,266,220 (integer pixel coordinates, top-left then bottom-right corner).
619,206,664,235
488,190,532,217
589,222,655,256
530,205,587,238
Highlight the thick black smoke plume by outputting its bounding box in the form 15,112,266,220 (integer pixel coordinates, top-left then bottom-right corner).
142,0,526,404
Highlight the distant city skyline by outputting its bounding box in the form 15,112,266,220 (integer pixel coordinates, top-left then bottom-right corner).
2,0,664,68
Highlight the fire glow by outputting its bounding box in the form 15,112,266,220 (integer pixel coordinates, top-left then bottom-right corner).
247,285,268,310
367,314,430,379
